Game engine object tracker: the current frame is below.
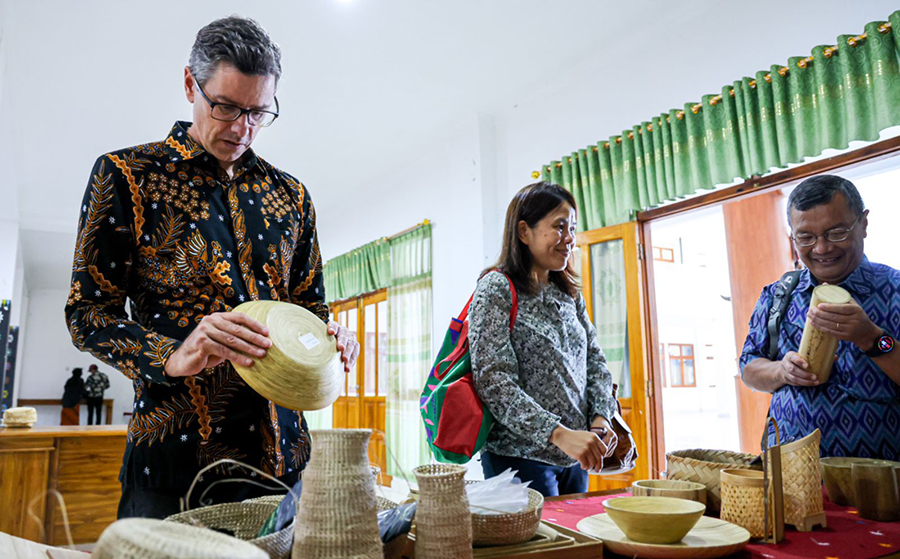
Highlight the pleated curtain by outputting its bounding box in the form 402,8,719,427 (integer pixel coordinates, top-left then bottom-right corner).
542,13,900,231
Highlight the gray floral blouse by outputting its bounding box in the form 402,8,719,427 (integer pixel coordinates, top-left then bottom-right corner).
469,271,616,467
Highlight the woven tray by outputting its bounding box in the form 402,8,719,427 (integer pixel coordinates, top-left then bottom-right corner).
166,497,291,559
667,449,760,512
465,481,544,546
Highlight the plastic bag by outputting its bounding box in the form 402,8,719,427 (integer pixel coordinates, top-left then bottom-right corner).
466,468,530,515
377,502,417,543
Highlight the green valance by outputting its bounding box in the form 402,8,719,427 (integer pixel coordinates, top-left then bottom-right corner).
323,238,390,303
542,13,900,231
323,223,432,302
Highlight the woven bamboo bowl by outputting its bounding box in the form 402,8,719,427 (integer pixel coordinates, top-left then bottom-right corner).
468,485,544,546
603,496,705,544
632,479,707,506
821,457,900,506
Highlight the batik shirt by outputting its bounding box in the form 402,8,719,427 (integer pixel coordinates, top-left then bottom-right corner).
740,257,900,460
469,272,617,467
65,121,328,490
84,371,110,399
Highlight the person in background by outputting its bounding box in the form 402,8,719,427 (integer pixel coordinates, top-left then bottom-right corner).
741,175,899,459
468,181,618,497
84,364,110,425
61,368,84,425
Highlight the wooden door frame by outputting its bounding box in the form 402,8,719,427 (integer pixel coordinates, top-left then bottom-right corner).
630,135,900,476
577,222,652,485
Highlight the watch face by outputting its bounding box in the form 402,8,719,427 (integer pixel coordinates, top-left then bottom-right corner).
877,335,894,353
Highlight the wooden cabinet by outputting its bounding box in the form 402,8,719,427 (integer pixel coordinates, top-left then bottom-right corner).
0,426,126,545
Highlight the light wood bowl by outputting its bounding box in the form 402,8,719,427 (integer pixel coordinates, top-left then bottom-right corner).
603,496,705,544
632,480,707,507
820,457,900,506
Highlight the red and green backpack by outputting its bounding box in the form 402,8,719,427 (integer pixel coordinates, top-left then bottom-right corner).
419,273,518,463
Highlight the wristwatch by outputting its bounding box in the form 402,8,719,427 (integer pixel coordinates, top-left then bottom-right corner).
865,332,895,358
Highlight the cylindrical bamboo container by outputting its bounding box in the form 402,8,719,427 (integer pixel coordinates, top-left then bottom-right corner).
798,285,852,383
414,464,473,559
852,461,900,522
720,469,773,539
293,429,382,559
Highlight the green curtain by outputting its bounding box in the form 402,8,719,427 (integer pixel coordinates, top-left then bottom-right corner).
385,224,433,477
590,240,631,398
323,238,391,303
542,14,900,230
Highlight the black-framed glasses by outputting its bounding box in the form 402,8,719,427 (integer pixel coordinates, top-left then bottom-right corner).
195,80,279,127
791,212,866,247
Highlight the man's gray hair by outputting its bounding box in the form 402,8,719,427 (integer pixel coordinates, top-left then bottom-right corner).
188,16,282,87
786,174,866,223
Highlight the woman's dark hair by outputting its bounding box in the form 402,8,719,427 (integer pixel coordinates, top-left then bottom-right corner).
484,182,579,298
72,368,83,377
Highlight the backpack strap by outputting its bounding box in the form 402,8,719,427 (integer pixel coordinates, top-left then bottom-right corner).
766,270,802,361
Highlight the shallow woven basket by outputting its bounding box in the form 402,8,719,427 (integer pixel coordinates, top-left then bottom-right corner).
775,429,825,531
94,518,268,559
166,497,291,559
720,469,773,539
464,480,544,546
667,448,761,512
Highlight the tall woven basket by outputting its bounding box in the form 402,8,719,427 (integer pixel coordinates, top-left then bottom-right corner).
293,429,382,559
166,496,291,559
775,429,826,531
414,464,473,559
667,449,761,512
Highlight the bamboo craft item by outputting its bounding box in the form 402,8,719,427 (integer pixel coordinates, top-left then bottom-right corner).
293,429,382,559
852,461,900,522
414,464,473,559
166,497,292,559
231,301,343,411
760,417,784,543
797,285,852,383
93,518,268,559
720,469,774,540
1,406,37,427
464,480,545,546
666,449,761,512
774,429,825,531
631,479,707,506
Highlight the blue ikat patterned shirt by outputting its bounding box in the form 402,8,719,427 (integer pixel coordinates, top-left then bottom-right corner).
739,257,900,460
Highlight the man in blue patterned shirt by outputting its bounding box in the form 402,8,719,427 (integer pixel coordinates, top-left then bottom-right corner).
740,175,899,459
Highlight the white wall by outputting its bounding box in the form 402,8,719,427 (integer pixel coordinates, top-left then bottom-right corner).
18,288,133,425
317,117,488,355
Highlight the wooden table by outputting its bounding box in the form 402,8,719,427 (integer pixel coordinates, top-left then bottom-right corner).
16,399,115,425
0,425,126,545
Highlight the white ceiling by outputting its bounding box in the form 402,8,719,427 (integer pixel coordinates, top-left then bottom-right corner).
2,0,897,291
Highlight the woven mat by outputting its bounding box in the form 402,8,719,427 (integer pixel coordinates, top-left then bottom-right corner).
541,489,900,559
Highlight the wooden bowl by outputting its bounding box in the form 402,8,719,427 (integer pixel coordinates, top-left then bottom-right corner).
632,480,707,507
603,496,705,544
820,457,900,506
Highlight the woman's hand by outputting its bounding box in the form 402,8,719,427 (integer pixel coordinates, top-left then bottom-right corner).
549,424,609,471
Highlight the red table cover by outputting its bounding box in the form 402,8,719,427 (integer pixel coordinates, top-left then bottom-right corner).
541,491,900,559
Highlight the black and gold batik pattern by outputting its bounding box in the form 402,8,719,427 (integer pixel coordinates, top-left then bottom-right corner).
65,121,328,490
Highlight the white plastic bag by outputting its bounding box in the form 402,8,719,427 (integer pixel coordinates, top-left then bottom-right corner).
466,468,530,515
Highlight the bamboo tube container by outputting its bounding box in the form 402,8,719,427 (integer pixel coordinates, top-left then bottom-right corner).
798,285,852,383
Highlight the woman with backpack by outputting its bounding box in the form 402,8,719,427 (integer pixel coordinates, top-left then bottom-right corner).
468,181,619,497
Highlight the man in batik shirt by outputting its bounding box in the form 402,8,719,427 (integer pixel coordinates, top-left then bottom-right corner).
741,175,899,459
65,16,359,518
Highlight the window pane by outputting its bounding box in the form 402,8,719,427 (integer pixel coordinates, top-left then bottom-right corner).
669,359,681,386
668,344,681,357
682,344,693,357
347,308,358,396
684,359,695,386
365,304,377,396
378,300,388,396
590,239,630,398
